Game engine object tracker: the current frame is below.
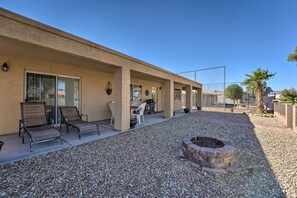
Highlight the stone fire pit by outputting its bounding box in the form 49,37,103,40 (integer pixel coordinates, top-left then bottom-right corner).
182,136,234,169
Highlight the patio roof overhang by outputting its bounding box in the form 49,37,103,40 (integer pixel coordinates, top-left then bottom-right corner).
0,8,202,88
131,70,166,83
0,35,119,74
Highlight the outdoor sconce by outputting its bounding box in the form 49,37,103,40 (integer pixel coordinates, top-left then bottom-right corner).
1,62,9,72
104,82,112,95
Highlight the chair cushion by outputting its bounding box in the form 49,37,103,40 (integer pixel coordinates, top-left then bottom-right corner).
67,120,98,133
26,125,60,142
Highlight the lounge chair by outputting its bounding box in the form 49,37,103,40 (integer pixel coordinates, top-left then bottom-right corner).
59,106,100,139
20,102,62,152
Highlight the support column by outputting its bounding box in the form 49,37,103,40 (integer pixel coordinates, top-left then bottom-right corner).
114,67,130,131
196,88,202,110
186,85,193,112
164,80,174,118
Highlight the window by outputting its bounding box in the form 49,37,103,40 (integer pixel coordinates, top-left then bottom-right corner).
130,84,142,101
26,72,80,124
57,77,80,107
152,87,156,101
174,89,181,100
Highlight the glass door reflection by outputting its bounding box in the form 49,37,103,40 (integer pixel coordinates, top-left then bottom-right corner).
57,77,80,123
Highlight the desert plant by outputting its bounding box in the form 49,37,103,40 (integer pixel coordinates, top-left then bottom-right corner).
242,68,276,113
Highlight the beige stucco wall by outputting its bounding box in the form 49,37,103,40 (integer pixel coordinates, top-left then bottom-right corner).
0,53,116,135
0,54,23,135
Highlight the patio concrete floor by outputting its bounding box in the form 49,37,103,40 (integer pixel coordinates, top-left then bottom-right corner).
0,110,193,164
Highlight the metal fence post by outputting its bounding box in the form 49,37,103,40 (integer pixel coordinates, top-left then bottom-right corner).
293,105,297,132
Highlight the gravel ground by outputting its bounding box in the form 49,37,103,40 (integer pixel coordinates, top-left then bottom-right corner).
248,114,287,128
1,111,296,197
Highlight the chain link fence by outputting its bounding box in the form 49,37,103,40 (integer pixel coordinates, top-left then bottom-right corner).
177,67,275,111
202,82,260,110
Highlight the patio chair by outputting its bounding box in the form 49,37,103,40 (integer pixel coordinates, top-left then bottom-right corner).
131,101,142,108
20,102,62,152
59,106,100,139
131,102,147,124
108,101,115,125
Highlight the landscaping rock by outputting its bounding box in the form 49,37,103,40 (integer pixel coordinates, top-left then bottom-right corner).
0,111,295,197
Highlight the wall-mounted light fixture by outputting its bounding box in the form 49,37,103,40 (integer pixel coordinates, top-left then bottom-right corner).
104,81,112,95
1,62,9,72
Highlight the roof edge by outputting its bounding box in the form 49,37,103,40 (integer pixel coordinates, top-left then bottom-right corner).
0,8,201,86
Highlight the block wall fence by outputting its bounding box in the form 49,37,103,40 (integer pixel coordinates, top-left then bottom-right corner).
274,102,297,133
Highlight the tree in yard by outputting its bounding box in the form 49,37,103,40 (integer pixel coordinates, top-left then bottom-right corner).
281,88,297,104
225,84,243,106
242,68,276,114
287,46,297,65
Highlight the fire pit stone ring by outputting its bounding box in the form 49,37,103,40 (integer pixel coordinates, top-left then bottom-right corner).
182,136,235,169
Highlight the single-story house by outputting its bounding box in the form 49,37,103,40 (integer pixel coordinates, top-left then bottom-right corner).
0,8,202,134
202,90,219,107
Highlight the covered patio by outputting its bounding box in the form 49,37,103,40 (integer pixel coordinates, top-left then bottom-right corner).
0,110,196,164
0,9,202,163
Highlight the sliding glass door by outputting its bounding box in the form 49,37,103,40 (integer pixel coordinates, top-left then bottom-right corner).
26,72,80,124
26,73,56,124
57,77,80,123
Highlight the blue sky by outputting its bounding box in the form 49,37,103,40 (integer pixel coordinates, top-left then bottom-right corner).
1,0,296,91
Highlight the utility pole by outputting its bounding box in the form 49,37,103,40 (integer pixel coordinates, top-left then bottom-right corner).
223,66,226,110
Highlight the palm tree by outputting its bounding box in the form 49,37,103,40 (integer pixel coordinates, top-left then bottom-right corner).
287,46,297,65
242,68,276,114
